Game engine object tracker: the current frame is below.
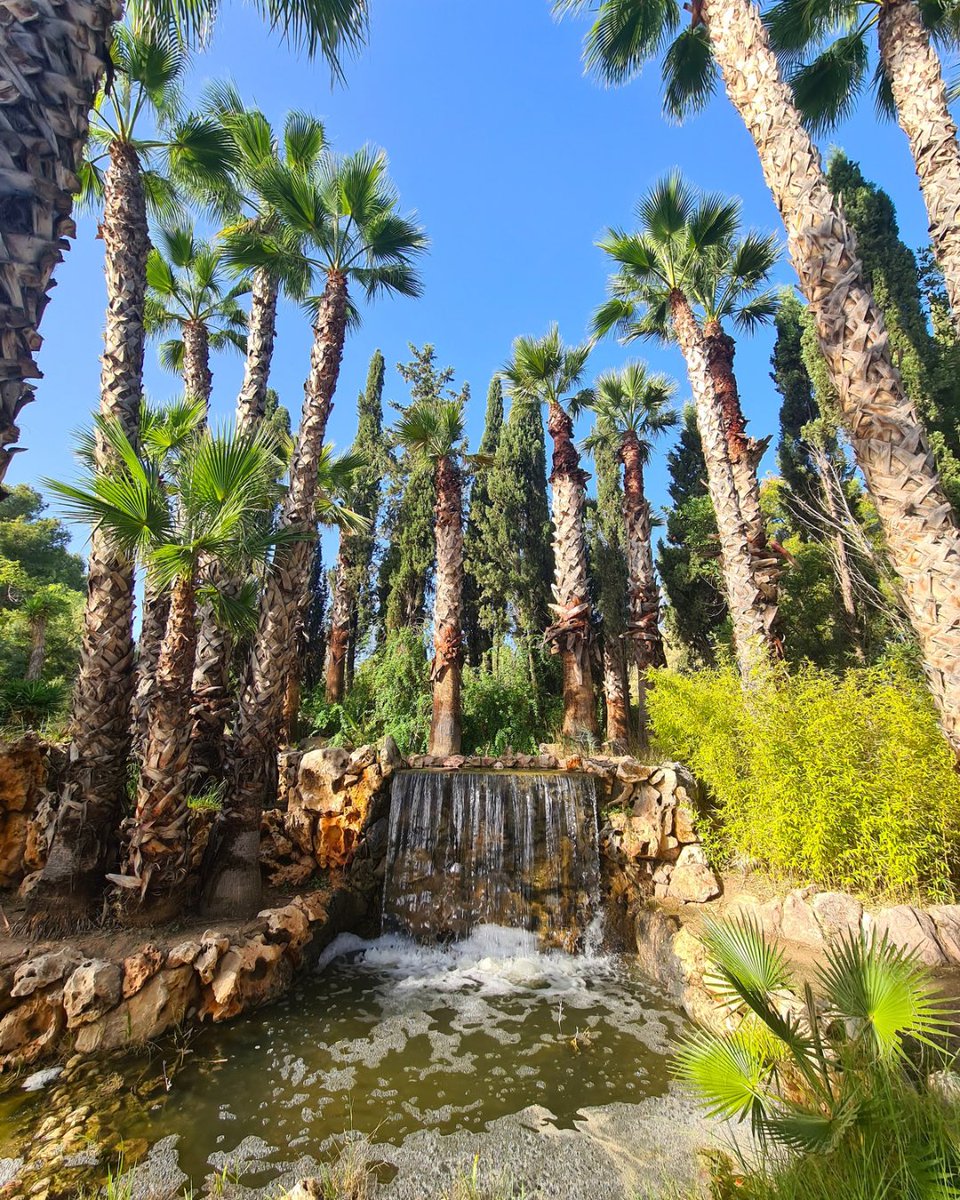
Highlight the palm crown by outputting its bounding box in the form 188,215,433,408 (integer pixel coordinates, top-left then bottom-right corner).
580,362,679,461
201,83,324,302
501,324,593,411
394,399,466,465
242,146,428,302
47,416,287,589
77,25,237,221
765,0,960,132
594,173,779,343
555,0,720,121
146,224,249,372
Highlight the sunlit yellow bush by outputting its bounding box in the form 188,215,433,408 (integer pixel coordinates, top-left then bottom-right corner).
648,663,960,901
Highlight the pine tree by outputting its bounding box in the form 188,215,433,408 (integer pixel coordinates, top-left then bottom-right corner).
826,153,960,510
657,405,729,665
379,346,463,634
463,376,506,666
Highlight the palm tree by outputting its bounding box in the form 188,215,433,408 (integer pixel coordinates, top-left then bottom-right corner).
49,414,287,923
22,29,235,928
202,146,427,917
577,362,679,741
146,224,248,405
395,397,470,756
502,326,599,741
200,84,320,431
766,0,960,341
559,0,960,757
594,175,776,679
597,179,783,656
22,585,73,681
0,0,368,489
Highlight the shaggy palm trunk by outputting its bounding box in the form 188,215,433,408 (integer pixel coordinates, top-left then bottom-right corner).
26,140,148,928
131,580,168,750
877,0,960,341
235,267,279,431
203,270,348,917
182,319,211,408
670,291,773,681
429,455,464,756
703,319,781,650
25,615,47,681
112,574,198,923
602,636,630,745
324,534,352,704
703,0,960,754
0,0,119,489
545,401,599,740
621,430,665,742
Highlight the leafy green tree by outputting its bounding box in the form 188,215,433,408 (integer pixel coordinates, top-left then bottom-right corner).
463,376,506,667
656,405,729,666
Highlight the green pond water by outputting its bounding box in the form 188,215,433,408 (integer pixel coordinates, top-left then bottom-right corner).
0,927,683,1194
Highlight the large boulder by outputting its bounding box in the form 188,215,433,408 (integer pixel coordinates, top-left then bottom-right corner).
873,906,947,966
0,736,49,888
666,845,721,904
63,959,123,1027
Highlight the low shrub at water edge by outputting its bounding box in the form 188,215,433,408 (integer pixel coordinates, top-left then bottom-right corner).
647,662,960,901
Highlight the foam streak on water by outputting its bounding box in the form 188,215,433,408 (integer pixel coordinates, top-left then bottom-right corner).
382,770,601,948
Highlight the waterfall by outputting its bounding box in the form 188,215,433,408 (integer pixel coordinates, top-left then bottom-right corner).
382,770,601,950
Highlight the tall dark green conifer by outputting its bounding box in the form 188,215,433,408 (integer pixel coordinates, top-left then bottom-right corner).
481,391,553,645
347,350,387,666
379,346,465,633
826,153,960,509
586,423,631,743
464,376,505,665
773,290,820,524
657,405,728,665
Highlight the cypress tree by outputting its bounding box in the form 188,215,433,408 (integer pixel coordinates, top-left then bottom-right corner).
586,424,631,743
379,346,464,633
773,290,820,524
656,405,729,665
827,153,960,509
480,391,553,645
347,350,387,667
463,376,505,666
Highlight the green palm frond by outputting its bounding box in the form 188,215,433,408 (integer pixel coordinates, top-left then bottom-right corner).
146,248,178,298
558,0,682,87
140,396,206,463
674,1028,773,1122
197,577,260,636
818,932,956,1060
158,338,186,373
283,110,327,170
167,114,238,191
662,24,718,122
394,398,465,462
156,223,198,269
74,160,106,213
502,324,591,409
764,0,858,59
141,170,187,224
789,30,871,133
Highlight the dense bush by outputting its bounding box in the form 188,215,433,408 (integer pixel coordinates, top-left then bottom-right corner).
648,663,960,900
0,678,66,728
302,632,563,756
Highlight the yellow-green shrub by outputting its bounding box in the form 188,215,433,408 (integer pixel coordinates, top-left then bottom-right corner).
648,663,960,901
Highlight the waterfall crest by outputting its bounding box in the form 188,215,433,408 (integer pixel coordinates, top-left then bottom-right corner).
382,770,600,950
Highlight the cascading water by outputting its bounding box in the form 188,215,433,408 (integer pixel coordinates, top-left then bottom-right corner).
382,769,601,949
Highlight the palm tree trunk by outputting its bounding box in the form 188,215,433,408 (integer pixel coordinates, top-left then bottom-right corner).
0,0,119,489
112,573,198,924
25,138,147,929
324,533,352,704
877,0,960,341
621,429,665,742
702,0,960,755
132,576,169,751
602,635,630,745
182,319,211,407
669,290,773,681
202,269,348,917
429,454,464,756
25,615,47,681
235,267,279,432
702,319,781,646
545,400,599,740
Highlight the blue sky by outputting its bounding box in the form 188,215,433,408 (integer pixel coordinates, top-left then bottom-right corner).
9,0,946,548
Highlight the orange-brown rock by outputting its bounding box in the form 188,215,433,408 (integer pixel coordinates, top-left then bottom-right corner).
122,945,164,998
0,736,48,888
